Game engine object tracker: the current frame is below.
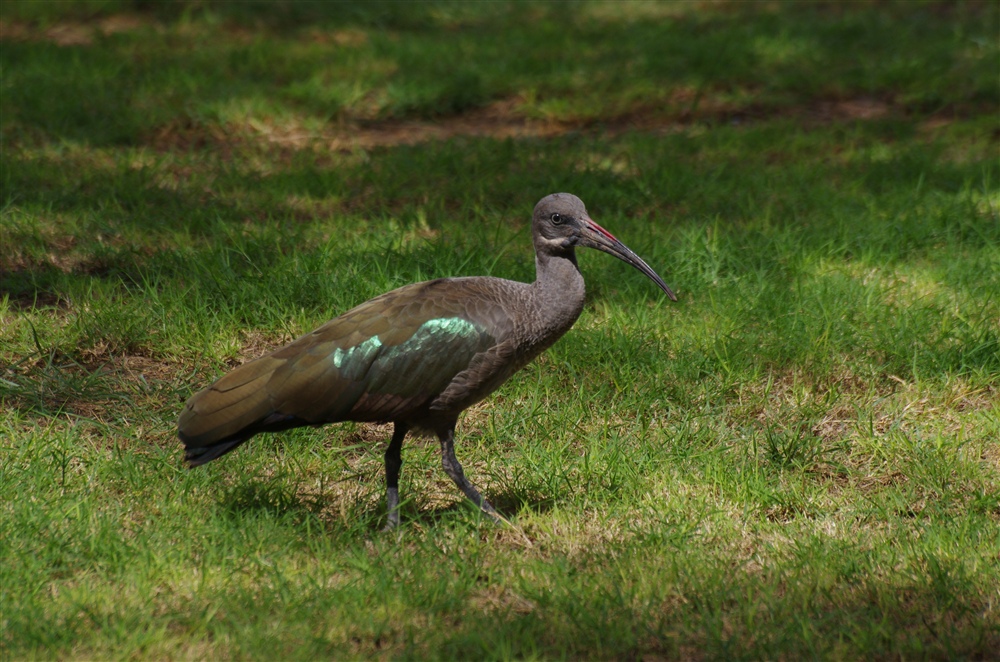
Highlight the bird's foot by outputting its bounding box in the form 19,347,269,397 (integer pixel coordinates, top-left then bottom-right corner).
473,498,507,526
383,487,401,531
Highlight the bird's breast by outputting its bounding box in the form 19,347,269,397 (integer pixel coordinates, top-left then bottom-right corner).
425,277,585,417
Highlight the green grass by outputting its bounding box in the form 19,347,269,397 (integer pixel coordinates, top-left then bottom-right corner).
3,1,999,659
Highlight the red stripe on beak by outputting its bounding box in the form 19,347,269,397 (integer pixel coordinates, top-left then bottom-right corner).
585,218,618,242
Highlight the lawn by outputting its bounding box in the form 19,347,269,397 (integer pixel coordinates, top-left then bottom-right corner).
2,1,999,659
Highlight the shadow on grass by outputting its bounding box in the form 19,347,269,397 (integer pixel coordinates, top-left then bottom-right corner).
387,491,555,532
221,480,336,527
4,1,996,145
489,486,558,519
217,474,554,533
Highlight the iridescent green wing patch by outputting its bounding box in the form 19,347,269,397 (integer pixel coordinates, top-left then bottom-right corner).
364,317,492,398
265,316,495,423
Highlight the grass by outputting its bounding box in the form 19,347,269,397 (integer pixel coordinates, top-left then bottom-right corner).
2,1,999,659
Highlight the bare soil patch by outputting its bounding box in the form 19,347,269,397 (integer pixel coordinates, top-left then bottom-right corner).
0,15,155,46
161,97,796,153
147,92,993,159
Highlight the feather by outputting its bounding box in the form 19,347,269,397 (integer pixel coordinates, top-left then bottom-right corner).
178,280,501,461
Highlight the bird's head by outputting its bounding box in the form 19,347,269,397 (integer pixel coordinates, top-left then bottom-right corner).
532,193,677,301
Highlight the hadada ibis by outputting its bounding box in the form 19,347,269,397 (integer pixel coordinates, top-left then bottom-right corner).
178,193,677,528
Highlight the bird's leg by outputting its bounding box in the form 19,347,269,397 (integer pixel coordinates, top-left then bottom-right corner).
438,426,499,522
383,422,408,530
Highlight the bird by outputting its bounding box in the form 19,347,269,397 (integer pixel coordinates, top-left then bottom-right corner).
178,193,677,528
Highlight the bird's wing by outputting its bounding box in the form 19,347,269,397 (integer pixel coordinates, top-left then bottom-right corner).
178,279,502,448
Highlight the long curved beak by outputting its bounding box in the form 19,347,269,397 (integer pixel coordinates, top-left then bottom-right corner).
578,216,678,301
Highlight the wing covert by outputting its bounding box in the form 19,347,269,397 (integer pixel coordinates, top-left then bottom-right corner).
263,289,499,423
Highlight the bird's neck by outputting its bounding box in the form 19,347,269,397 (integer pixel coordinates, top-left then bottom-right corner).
530,250,586,333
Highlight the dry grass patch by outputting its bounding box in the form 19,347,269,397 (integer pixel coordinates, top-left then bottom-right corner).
0,14,155,46
131,88,989,160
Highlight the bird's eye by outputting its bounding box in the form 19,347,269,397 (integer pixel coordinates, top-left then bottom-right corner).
550,213,564,225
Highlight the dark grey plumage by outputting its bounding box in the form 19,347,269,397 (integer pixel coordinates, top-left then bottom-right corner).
178,193,676,527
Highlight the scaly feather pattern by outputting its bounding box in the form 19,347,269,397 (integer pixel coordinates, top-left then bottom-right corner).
178,278,509,463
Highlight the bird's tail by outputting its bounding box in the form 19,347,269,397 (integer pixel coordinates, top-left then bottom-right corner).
182,435,249,467
178,355,301,467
